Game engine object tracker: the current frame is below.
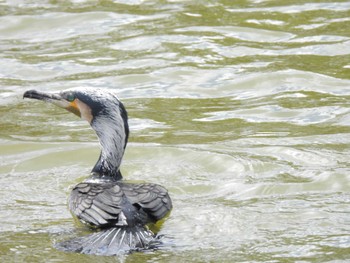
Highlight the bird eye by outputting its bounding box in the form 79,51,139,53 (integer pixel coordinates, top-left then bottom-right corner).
66,93,75,102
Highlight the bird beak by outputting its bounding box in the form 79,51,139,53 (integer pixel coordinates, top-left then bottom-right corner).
23,89,81,118
23,89,62,102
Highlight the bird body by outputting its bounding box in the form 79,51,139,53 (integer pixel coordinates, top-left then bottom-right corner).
70,181,171,228
59,180,171,255
23,87,172,255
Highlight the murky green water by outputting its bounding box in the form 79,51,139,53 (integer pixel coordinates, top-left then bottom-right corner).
1,0,350,262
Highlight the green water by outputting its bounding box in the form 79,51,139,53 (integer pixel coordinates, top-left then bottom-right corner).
1,0,350,262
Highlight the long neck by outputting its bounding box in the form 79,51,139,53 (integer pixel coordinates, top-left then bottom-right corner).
90,105,129,181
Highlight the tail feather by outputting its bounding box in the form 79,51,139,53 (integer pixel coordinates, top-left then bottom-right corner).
55,227,159,256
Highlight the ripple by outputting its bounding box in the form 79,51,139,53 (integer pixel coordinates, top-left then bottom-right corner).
216,41,350,57
129,118,170,131
228,2,350,13
175,26,295,42
197,105,349,125
0,12,163,42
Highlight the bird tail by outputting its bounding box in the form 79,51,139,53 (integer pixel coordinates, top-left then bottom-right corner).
55,226,160,256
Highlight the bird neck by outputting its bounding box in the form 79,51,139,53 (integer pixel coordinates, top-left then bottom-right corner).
90,108,129,181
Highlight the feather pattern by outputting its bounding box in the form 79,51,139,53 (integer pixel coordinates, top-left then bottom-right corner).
69,181,172,228
56,227,156,255
61,180,172,255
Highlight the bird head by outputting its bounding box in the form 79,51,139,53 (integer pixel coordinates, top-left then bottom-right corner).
24,87,129,180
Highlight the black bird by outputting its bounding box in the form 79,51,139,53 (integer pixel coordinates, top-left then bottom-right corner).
23,87,172,255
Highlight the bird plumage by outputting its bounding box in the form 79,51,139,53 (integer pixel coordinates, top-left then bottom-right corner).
69,182,171,228
23,87,172,255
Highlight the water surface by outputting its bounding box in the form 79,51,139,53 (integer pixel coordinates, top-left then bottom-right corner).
0,0,350,262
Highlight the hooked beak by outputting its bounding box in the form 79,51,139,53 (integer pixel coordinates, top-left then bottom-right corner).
23,89,81,118
23,89,62,102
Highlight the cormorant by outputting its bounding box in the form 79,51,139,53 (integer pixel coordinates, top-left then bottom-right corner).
23,87,172,256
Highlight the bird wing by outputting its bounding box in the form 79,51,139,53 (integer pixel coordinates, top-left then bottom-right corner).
121,183,172,222
69,182,125,227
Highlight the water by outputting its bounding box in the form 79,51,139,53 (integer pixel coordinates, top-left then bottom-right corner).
1,0,350,262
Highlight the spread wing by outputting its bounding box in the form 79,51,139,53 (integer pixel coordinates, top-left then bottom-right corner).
69,182,172,228
121,183,172,222
69,182,125,227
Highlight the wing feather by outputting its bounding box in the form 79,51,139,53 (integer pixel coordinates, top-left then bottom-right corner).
69,182,172,227
122,183,172,222
69,183,124,227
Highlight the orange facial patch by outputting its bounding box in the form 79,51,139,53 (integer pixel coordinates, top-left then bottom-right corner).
66,99,81,118
65,98,93,123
